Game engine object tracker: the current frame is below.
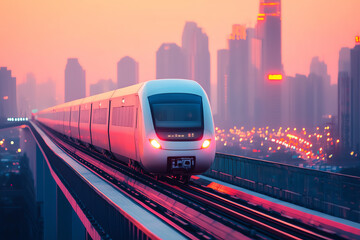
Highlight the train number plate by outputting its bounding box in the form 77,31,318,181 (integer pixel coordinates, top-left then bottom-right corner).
167,156,195,171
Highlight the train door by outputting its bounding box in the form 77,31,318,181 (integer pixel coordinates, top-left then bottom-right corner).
134,106,138,161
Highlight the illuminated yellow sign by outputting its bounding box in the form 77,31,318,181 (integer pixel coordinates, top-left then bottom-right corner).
268,74,283,81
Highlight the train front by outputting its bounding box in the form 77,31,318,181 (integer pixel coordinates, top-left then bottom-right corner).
139,79,215,177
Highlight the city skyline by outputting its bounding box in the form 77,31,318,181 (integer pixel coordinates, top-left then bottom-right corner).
0,1,359,103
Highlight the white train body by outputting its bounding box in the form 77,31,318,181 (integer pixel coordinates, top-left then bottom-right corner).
36,79,216,176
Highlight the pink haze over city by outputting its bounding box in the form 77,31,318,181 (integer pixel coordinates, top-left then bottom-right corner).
0,0,359,103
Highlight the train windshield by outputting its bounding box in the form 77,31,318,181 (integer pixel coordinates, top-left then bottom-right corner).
148,93,203,141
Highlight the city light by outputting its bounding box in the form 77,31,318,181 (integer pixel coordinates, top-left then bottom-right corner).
268,74,283,81
356,36,360,44
7,117,29,122
3,96,8,100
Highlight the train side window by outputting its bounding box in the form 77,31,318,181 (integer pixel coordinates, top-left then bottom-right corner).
93,108,107,125
72,110,79,122
80,109,90,123
112,106,134,127
64,110,70,122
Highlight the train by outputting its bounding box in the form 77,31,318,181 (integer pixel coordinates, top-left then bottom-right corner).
36,79,216,182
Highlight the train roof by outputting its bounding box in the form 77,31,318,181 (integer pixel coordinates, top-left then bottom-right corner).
111,82,144,99
140,79,205,97
38,79,205,114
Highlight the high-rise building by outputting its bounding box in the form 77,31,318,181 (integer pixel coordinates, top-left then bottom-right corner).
256,0,283,128
90,79,116,96
338,72,351,150
117,56,139,88
17,73,36,117
310,57,334,115
308,73,324,127
247,28,262,126
338,48,351,151
65,58,86,102
287,74,308,128
227,25,250,127
350,45,360,152
216,49,229,126
339,48,351,74
37,79,57,111
182,22,211,100
156,43,186,79
0,67,17,119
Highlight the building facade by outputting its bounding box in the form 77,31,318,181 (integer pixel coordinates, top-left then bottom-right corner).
0,67,17,120
338,47,351,151
117,56,138,88
351,45,360,152
338,72,351,150
17,73,36,117
182,22,211,101
216,49,229,126
90,79,116,96
256,0,283,128
228,25,250,128
156,43,186,79
65,58,86,102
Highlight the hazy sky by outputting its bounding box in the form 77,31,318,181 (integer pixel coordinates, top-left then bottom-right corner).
0,0,359,102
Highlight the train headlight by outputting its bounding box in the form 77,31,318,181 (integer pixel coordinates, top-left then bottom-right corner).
150,139,161,149
201,139,211,149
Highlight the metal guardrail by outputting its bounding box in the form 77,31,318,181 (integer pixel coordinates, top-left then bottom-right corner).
28,122,153,240
205,153,360,223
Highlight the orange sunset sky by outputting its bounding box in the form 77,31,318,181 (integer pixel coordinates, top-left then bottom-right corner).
0,0,359,103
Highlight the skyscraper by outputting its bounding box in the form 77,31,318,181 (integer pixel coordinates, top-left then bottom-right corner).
310,57,334,115
216,49,229,126
90,79,116,96
350,45,360,152
65,58,86,102
338,72,351,150
339,48,351,74
156,43,186,79
308,73,324,127
228,25,250,127
182,22,211,100
247,28,262,126
256,0,283,127
338,48,351,151
17,73,36,117
117,56,139,88
37,79,57,111
0,67,17,119
287,74,308,128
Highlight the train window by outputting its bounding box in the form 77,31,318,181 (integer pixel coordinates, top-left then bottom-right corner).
93,108,107,125
71,110,79,122
58,112,63,121
151,103,201,128
64,110,70,122
80,109,90,123
148,93,204,141
112,106,134,127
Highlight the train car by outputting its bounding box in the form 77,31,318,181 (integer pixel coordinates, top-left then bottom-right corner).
36,79,216,181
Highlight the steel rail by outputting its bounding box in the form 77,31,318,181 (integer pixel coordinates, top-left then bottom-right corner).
38,122,344,240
